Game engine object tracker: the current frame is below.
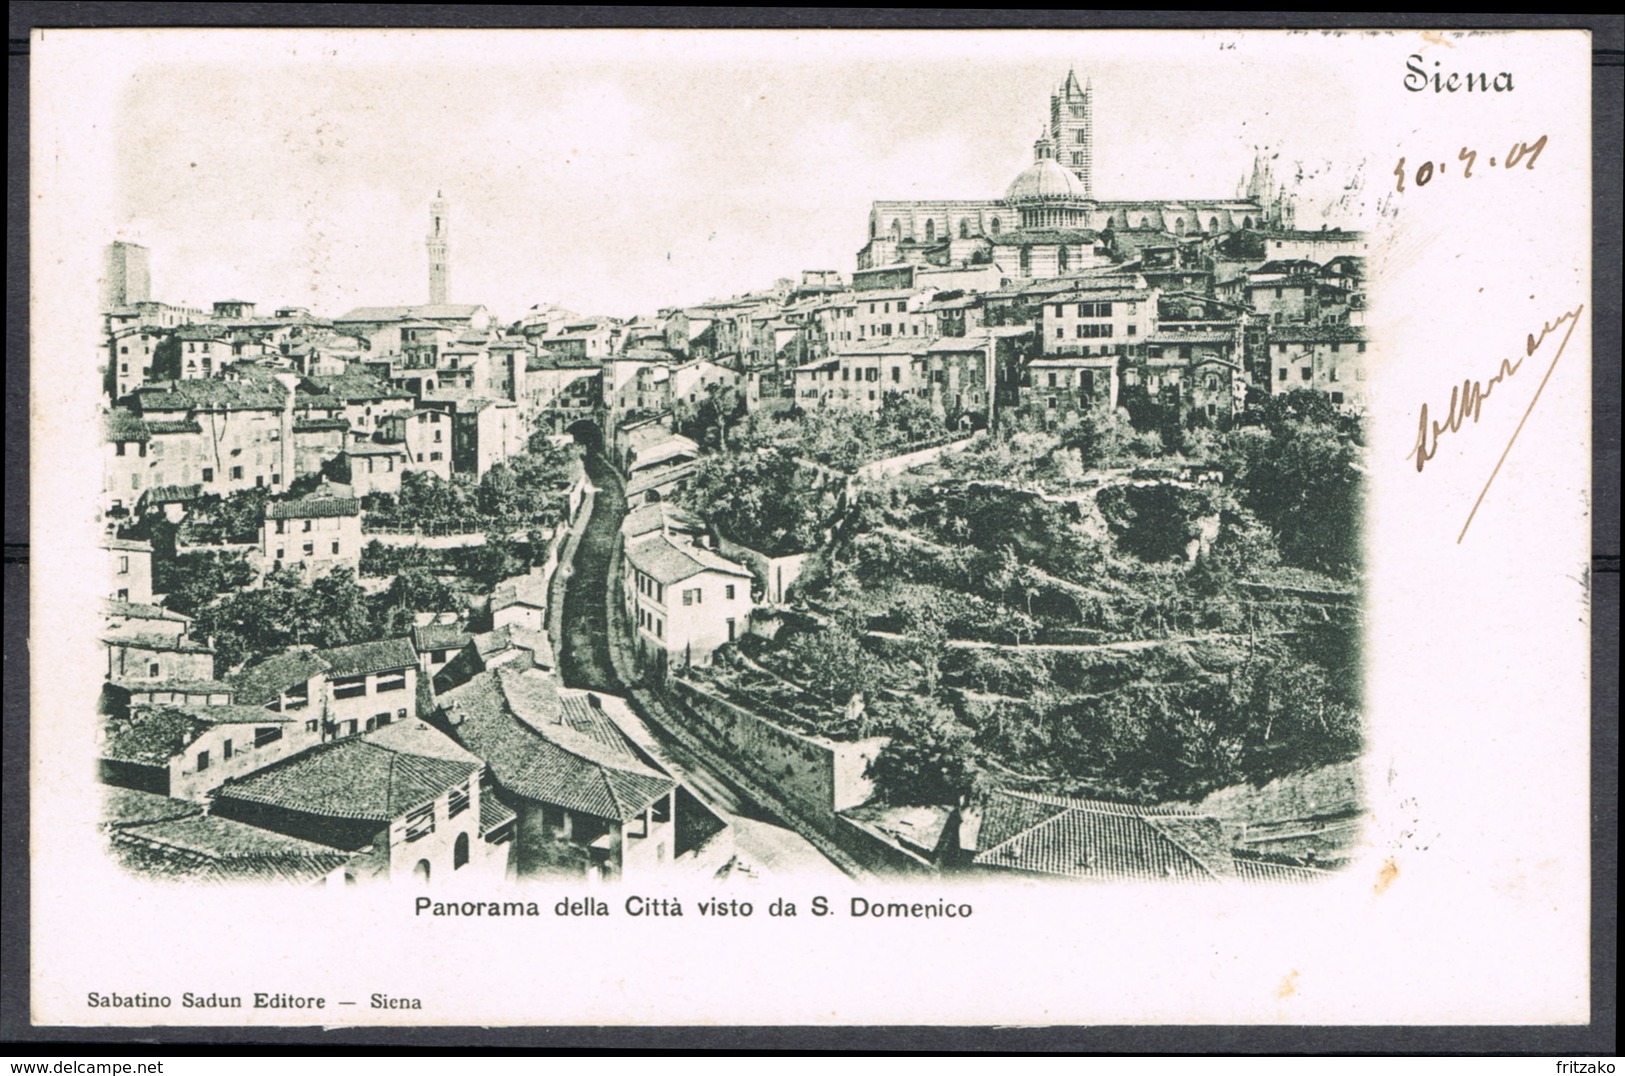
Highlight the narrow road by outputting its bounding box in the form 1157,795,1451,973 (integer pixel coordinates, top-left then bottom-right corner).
555,451,811,831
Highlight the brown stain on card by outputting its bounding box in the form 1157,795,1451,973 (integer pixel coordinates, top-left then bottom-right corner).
1373,857,1399,894
1276,970,1300,999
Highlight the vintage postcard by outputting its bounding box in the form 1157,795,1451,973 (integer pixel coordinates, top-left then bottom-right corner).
28,28,1591,1027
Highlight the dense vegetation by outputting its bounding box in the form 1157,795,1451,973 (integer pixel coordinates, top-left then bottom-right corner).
686,390,1365,808
361,437,582,532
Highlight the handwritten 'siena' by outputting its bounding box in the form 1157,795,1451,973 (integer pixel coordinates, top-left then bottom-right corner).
1408,304,1585,543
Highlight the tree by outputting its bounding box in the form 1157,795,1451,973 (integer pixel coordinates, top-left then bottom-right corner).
681,448,830,556
192,565,382,676
868,704,982,806
160,550,256,617
182,488,270,545
374,567,460,636
784,623,879,712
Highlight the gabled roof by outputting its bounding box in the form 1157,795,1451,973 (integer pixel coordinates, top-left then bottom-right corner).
110,676,234,697
619,501,703,541
102,703,293,765
230,647,331,706
104,599,190,624
101,707,213,765
624,458,700,500
1268,324,1368,345
972,789,1232,881
410,623,472,653
264,486,361,520
108,813,356,885
136,484,204,507
214,736,478,822
304,373,412,402
625,533,753,585
104,408,150,443
102,632,215,655
101,787,203,828
471,625,555,670
320,637,417,678
439,668,673,822
490,574,548,612
1233,856,1335,884
132,379,289,413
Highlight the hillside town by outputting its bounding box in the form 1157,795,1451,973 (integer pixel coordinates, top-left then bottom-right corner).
96,71,1367,887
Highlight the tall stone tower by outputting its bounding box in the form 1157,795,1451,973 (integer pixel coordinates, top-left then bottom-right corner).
101,240,151,310
1048,69,1094,199
427,191,450,306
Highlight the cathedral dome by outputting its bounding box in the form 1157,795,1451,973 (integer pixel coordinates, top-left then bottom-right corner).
1005,158,1087,203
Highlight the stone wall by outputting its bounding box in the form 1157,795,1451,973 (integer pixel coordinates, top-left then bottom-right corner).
668,679,883,818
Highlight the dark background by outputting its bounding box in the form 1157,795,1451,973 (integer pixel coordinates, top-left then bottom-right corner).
5,7,1618,1054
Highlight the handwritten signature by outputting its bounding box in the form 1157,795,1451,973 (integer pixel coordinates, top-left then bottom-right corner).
1407,302,1585,543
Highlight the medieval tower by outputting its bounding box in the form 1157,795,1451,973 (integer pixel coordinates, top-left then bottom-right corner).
1048,69,1094,199
427,191,450,305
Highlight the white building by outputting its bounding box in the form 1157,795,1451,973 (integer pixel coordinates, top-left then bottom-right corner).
622,531,754,672
261,482,364,581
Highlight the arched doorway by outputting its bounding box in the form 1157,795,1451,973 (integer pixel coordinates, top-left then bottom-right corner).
414,859,431,883
454,833,470,870
565,418,603,452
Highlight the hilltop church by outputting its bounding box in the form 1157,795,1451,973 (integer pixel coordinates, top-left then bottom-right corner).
856,70,1296,278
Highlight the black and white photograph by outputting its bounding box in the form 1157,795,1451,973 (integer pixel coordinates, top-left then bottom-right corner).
25,26,1595,1029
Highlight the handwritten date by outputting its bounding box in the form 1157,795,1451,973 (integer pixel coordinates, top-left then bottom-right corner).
1393,136,1547,193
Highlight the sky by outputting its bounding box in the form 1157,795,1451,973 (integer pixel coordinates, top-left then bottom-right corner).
105,31,1374,323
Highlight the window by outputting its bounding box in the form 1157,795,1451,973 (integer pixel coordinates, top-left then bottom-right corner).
1301,368,1313,381
229,466,243,480
1330,342,1341,353
118,556,129,574
891,367,901,383
1330,368,1340,382
201,467,213,482
147,661,161,677
275,548,285,560
431,649,448,664
1278,367,1288,381
302,542,314,556
332,675,367,700
725,585,735,600
377,672,407,693
1047,372,1058,388
1046,396,1057,410
453,832,470,870
682,587,702,606
655,619,663,639
448,784,471,818
223,739,233,760
254,726,283,748
306,719,319,733
404,803,436,842
1357,342,1367,353
1331,391,1345,404
196,750,209,771
303,520,313,532
331,541,341,555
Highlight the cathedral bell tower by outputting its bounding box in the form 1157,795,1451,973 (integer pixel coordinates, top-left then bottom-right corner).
1048,68,1094,199
427,191,450,306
